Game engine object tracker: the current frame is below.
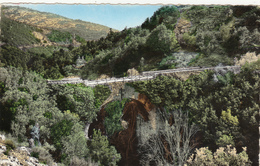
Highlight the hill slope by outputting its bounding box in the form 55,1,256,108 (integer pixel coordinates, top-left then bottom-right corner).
2,6,117,41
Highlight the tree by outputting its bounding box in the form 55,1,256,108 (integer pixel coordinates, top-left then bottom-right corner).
104,99,129,137
139,57,145,72
0,67,62,141
88,129,121,166
141,6,180,31
137,109,199,166
132,75,184,110
93,85,111,108
186,145,251,166
132,67,259,165
146,24,179,54
61,123,89,163
51,84,97,123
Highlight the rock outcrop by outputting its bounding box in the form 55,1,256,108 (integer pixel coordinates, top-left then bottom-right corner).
0,134,53,166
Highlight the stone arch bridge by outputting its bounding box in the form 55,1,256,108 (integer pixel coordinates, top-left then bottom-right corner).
47,66,241,87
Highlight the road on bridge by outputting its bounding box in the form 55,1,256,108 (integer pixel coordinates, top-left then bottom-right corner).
47,65,241,87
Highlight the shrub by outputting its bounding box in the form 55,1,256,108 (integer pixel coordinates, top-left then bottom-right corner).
221,109,239,126
159,56,177,69
61,123,89,162
235,52,260,66
31,143,55,165
75,35,86,44
187,53,202,66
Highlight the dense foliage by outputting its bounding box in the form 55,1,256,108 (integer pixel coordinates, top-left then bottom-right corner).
104,99,129,137
0,68,110,164
2,5,259,80
93,85,111,108
88,129,121,166
141,6,180,31
132,64,260,165
47,30,73,44
1,45,76,79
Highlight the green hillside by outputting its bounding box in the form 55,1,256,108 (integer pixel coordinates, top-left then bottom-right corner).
1,5,259,80
77,5,260,79
2,6,117,41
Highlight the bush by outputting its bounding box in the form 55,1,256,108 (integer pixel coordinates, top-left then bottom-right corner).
159,56,177,69
136,109,199,165
31,143,55,165
61,123,88,159
187,53,202,66
75,35,86,44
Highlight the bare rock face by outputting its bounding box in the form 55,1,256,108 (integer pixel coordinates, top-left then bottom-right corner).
0,150,48,166
111,99,149,166
88,95,152,166
138,93,156,112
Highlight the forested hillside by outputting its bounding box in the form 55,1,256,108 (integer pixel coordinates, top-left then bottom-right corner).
1,5,259,80
0,5,259,166
2,6,116,41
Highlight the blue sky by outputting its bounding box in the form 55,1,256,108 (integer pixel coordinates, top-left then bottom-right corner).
18,4,162,31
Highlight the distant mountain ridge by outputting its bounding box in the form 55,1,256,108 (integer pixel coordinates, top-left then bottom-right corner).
2,6,117,41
